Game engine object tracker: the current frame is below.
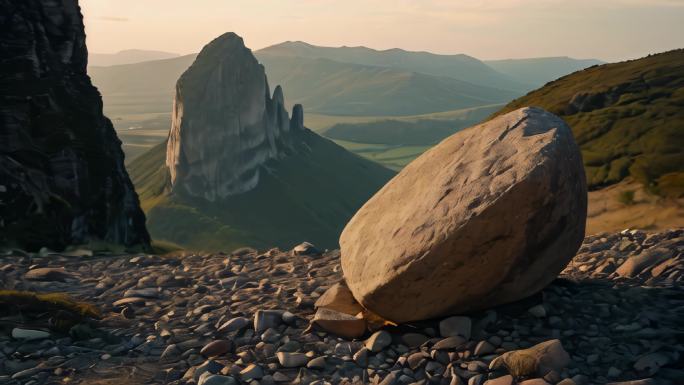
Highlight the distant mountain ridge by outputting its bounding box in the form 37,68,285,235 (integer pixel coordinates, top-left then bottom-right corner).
485,57,604,87
258,41,528,92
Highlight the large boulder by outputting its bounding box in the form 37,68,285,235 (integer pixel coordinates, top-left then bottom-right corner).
340,107,587,323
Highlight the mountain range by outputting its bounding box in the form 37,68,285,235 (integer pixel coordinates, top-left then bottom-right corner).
88,44,601,164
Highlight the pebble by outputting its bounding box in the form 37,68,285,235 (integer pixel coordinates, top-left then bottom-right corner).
218,317,250,333
276,352,309,368
365,330,392,352
201,340,232,357
439,316,472,339
11,328,50,341
240,364,264,381
253,310,283,333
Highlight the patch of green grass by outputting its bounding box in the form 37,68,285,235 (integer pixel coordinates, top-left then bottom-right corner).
492,49,684,197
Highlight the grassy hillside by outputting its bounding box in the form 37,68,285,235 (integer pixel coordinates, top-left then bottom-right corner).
129,130,395,251
485,57,603,87
258,41,527,92
493,49,684,197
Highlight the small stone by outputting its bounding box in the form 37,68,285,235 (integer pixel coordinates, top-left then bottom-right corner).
312,308,366,338
11,328,50,341
607,367,622,378
293,242,320,255
254,310,283,333
240,364,264,381
353,347,369,367
634,352,669,375
468,374,485,385
161,344,181,362
498,339,571,377
484,375,514,385
307,356,326,370
199,374,237,385
433,336,467,350
201,340,232,357
365,330,392,352
276,352,309,368
474,341,496,356
528,304,547,318
314,282,364,315
272,372,290,382
113,297,146,307
439,316,472,339
402,333,429,348
24,267,73,281
218,317,250,333
518,379,551,385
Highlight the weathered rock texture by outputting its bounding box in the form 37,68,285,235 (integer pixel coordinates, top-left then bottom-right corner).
0,0,150,251
340,107,587,322
166,33,303,201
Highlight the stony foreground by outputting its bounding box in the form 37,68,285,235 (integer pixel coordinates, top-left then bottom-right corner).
0,229,682,385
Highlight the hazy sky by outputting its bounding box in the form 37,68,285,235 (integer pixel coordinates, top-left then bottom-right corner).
81,0,684,62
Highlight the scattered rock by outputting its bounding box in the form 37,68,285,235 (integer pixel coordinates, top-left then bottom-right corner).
440,316,472,339
311,308,366,338
24,267,74,282
293,242,320,256
314,281,364,315
276,352,309,368
254,310,283,333
11,328,50,341
496,339,571,377
365,330,392,352
201,340,232,357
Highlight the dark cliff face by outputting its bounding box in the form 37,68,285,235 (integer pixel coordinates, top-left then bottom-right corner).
0,0,150,251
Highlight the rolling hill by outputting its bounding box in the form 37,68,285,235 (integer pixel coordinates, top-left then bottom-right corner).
492,49,684,197
485,57,604,87
255,54,520,116
258,41,528,92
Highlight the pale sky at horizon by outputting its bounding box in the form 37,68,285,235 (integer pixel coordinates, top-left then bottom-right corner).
81,0,684,62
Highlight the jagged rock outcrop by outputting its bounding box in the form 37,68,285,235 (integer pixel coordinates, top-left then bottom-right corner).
0,0,150,251
166,33,303,201
340,107,587,323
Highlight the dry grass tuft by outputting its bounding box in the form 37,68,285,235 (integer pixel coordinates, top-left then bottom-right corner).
0,290,101,319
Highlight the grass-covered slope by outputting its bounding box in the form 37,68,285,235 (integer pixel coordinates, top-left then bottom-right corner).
492,49,684,197
129,130,395,251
